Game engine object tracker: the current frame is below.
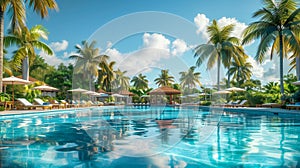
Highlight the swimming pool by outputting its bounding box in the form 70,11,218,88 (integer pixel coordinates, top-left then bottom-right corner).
0,106,299,167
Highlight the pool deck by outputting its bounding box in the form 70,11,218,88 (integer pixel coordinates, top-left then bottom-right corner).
0,105,299,117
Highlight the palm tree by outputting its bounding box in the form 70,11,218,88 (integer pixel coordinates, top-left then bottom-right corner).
113,69,130,91
194,20,246,90
0,0,58,92
4,25,53,80
98,60,116,92
70,41,107,91
131,73,149,90
154,69,174,87
242,0,300,97
179,66,201,89
227,59,253,86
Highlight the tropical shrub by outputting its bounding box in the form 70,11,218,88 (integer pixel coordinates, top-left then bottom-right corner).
246,92,265,106
0,93,11,102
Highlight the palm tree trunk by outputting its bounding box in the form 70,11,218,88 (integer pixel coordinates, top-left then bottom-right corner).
22,56,29,80
89,74,93,91
227,73,230,88
296,56,300,80
217,54,221,91
279,32,284,97
0,9,4,92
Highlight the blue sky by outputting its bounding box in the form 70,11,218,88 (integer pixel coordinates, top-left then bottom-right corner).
4,0,297,87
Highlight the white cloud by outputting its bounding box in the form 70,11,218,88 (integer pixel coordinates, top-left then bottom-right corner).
171,39,189,56
194,14,209,39
104,33,186,76
247,56,264,78
39,51,74,66
217,17,247,39
194,14,248,41
143,33,170,52
106,41,113,49
50,40,68,52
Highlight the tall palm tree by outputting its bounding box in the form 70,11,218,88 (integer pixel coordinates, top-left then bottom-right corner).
4,25,53,80
242,0,300,97
194,20,246,90
98,60,116,92
70,41,107,91
0,0,58,92
131,73,149,90
227,59,253,86
179,66,201,89
113,69,130,91
154,69,174,87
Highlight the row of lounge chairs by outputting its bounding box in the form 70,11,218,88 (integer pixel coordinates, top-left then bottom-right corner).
15,98,104,110
217,100,248,107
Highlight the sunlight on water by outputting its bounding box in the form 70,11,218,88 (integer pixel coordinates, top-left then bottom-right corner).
0,106,300,167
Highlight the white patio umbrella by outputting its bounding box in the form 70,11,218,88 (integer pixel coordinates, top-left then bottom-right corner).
34,85,59,97
34,85,59,91
83,91,96,95
187,93,200,97
213,90,231,95
68,88,88,102
112,93,125,98
225,87,245,92
2,76,31,105
292,81,300,85
68,88,88,92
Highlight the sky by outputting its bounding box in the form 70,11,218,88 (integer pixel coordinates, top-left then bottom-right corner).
3,0,298,88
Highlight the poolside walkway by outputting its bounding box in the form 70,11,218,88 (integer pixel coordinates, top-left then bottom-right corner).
0,107,89,116
200,106,300,115
0,105,299,117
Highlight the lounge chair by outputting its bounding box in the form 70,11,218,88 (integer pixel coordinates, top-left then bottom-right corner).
261,103,282,108
16,98,52,110
34,98,65,109
286,102,300,110
224,100,240,107
231,100,248,107
60,100,78,108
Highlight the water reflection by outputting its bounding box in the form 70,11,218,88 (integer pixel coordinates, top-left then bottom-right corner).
0,107,300,167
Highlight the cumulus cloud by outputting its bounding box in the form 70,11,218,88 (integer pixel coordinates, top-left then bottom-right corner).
194,14,248,41
50,40,68,52
143,33,170,52
194,14,209,39
217,17,247,39
247,56,264,78
171,39,189,56
103,33,192,76
39,51,74,66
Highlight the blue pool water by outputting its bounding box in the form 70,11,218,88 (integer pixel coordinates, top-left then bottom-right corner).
0,106,300,167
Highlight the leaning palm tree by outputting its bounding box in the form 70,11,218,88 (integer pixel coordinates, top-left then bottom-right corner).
242,0,300,97
194,20,246,90
70,41,107,91
0,0,58,92
227,59,253,87
154,69,174,87
131,73,149,90
4,25,53,80
179,66,201,89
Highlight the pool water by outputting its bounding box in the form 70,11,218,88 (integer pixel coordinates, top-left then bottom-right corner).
0,106,299,167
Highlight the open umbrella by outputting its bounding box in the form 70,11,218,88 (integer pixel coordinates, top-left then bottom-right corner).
68,88,88,102
34,85,59,97
149,86,181,104
213,90,231,95
2,76,31,105
225,87,245,92
34,85,59,91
